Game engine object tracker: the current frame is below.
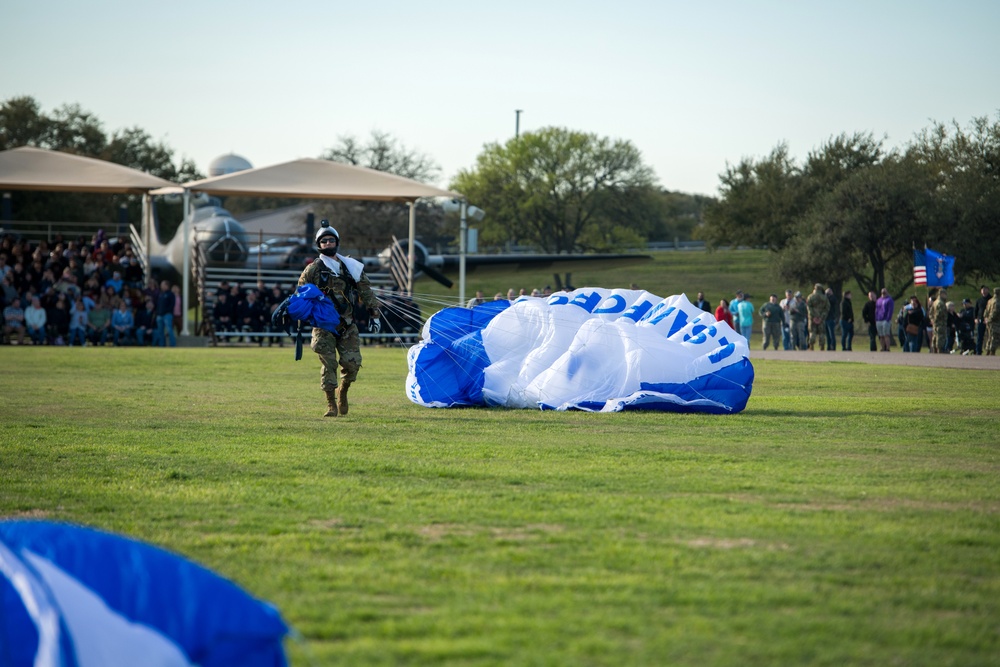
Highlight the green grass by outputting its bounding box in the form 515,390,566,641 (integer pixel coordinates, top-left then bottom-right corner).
2,347,999,666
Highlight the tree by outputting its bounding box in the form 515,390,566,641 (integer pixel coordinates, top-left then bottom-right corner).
700,143,806,251
451,127,657,253
779,152,935,298
321,130,440,183
0,96,200,234
908,116,1000,282
703,121,1000,291
0,96,49,150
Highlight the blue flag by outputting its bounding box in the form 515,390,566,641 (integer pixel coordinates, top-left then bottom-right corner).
919,248,955,287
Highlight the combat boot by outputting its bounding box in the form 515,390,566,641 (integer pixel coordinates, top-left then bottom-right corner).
324,390,339,417
337,380,352,416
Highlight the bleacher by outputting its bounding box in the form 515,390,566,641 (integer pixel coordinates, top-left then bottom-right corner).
196,263,422,347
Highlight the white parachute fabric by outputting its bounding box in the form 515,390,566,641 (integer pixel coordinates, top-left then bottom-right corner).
406,288,754,413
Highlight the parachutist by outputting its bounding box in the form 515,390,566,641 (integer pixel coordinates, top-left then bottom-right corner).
298,220,382,417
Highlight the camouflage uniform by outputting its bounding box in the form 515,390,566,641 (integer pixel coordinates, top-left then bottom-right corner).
298,256,381,409
985,288,1000,356
805,286,830,351
929,292,949,353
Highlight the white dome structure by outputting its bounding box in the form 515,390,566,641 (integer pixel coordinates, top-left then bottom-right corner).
208,153,253,177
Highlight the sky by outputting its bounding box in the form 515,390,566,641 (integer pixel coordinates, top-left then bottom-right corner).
4,0,999,197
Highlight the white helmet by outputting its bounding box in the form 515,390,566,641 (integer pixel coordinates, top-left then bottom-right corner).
314,219,339,247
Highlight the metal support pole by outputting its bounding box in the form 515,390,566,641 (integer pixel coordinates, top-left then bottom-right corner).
459,201,467,307
181,189,191,336
407,201,416,295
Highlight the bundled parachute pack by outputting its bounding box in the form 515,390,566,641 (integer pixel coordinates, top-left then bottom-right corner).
406,288,754,414
270,283,341,360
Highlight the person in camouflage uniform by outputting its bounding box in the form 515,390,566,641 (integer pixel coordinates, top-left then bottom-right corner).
805,283,830,351
929,288,949,354
984,287,1000,356
298,220,382,417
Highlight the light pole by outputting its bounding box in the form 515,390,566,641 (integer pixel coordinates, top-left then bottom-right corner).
438,198,485,306
515,109,522,139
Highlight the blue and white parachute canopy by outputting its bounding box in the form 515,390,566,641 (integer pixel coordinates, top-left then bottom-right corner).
406,288,754,414
0,520,289,667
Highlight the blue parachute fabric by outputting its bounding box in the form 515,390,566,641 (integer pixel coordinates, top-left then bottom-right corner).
406,301,509,407
406,289,755,414
0,520,289,667
286,283,340,334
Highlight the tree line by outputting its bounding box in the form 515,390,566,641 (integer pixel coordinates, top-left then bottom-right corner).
700,117,1000,297
7,94,995,285
1,96,711,254
0,96,203,232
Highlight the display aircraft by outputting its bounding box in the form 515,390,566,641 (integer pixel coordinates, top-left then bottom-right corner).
146,202,651,290
145,203,251,284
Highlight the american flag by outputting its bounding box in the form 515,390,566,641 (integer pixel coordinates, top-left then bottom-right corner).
913,264,927,286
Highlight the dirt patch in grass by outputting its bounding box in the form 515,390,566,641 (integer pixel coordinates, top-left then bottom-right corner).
681,537,790,550
417,523,565,542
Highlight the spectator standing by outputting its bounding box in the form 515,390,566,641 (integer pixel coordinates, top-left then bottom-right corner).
789,291,808,350
111,301,134,346
984,287,1000,356
875,288,895,352
715,299,734,330
24,296,47,345
779,289,794,350
946,301,959,353
903,296,924,353
861,291,877,352
730,292,754,342
758,294,783,350
840,290,854,351
929,288,949,354
156,280,177,347
694,292,711,312
172,284,183,336
958,299,976,354
974,285,991,355
824,288,838,351
806,284,830,351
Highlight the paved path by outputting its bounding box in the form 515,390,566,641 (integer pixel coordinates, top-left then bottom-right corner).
749,348,1000,370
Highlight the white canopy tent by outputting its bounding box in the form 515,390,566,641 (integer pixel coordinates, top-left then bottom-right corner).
151,158,463,334
0,146,176,193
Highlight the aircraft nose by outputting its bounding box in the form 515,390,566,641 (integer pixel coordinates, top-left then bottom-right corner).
197,217,249,266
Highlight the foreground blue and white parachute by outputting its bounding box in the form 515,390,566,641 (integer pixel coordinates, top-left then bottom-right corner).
0,521,288,667
407,288,754,414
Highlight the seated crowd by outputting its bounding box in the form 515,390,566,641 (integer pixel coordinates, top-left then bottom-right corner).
208,279,291,346
1,231,191,347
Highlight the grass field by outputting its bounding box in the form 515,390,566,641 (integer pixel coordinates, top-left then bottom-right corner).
2,345,998,666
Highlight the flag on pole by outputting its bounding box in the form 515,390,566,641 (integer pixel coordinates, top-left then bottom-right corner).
913,248,955,287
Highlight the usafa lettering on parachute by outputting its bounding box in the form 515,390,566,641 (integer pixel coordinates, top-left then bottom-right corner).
406,288,754,413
